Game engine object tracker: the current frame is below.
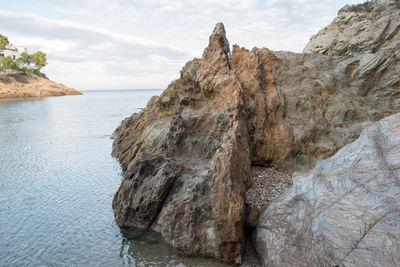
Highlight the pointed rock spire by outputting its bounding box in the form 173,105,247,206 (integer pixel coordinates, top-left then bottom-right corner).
202,22,230,60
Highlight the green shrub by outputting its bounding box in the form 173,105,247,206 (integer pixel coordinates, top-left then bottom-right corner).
0,56,18,71
31,51,47,70
0,34,9,49
0,34,47,73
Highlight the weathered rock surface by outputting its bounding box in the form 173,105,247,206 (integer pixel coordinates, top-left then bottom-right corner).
304,0,400,113
0,73,81,99
256,113,400,266
113,23,250,263
112,0,400,263
304,0,400,57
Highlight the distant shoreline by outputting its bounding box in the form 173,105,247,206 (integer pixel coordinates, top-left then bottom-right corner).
0,72,81,100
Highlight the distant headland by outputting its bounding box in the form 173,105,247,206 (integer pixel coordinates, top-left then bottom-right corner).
0,34,81,99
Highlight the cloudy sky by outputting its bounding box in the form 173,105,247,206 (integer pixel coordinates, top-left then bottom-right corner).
1,0,365,90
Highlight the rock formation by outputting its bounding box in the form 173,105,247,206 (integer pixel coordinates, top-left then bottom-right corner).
304,0,400,113
112,0,399,263
0,73,81,99
256,113,400,266
113,23,251,263
304,0,400,57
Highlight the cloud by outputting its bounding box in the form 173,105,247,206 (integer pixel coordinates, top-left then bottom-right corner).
0,10,193,89
0,10,190,57
226,0,365,52
0,0,368,90
43,0,257,11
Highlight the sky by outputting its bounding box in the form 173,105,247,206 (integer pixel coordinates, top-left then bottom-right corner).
0,0,366,90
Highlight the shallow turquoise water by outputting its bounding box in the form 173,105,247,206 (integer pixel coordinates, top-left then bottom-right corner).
0,90,229,266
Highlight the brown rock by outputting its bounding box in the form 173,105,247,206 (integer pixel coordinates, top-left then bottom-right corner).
0,72,81,99
202,22,230,60
245,204,260,228
112,23,250,263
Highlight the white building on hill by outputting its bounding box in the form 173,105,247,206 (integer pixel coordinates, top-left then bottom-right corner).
0,44,27,60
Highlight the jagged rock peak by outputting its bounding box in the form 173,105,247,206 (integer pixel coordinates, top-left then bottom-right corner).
202,22,230,60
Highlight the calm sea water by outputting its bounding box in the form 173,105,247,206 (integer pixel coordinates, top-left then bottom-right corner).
0,90,230,267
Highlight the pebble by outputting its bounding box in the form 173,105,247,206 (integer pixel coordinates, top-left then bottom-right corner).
246,166,293,208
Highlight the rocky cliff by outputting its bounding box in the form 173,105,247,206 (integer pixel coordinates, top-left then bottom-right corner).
304,0,400,57
112,0,399,264
0,73,81,99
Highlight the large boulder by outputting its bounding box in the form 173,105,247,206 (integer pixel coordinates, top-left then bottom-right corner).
256,112,400,266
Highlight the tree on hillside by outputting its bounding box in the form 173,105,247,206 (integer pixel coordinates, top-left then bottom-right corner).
31,51,47,70
0,34,9,49
17,52,32,65
16,52,33,73
0,46,48,73
0,56,18,71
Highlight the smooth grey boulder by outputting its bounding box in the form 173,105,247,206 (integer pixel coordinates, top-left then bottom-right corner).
256,113,400,266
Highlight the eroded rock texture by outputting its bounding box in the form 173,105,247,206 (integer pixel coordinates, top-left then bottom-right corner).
304,0,400,112
112,0,400,263
113,24,250,263
256,113,400,267
304,0,400,57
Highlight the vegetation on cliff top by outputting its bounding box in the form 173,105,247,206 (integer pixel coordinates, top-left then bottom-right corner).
0,34,47,74
0,34,9,49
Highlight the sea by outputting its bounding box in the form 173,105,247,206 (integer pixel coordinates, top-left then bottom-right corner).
0,90,230,266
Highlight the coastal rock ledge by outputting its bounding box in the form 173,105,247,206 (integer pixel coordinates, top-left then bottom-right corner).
0,72,81,99
112,0,399,264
